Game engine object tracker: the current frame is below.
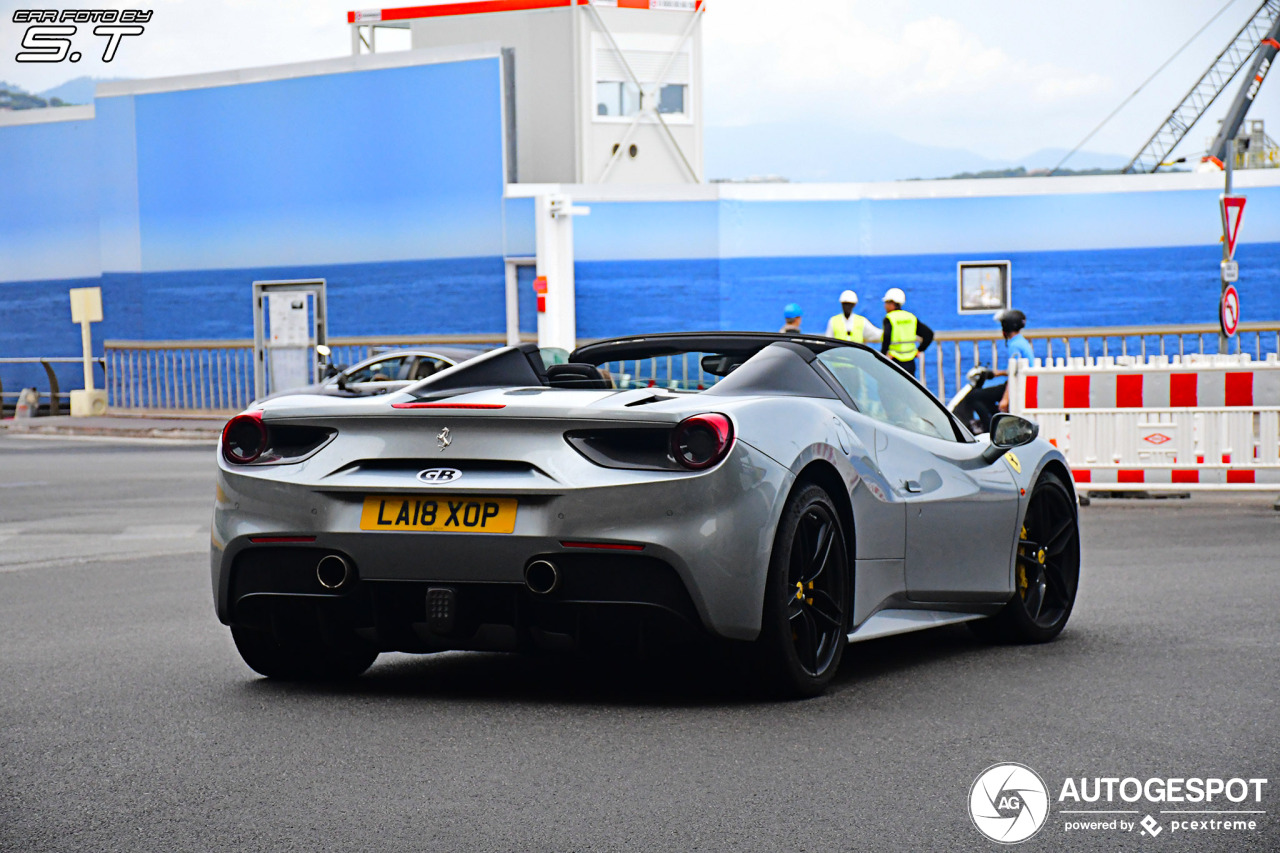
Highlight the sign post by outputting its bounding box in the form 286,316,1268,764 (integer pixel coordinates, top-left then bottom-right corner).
68,286,107,417
1219,141,1245,354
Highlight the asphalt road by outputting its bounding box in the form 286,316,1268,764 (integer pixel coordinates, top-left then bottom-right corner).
1,434,1277,852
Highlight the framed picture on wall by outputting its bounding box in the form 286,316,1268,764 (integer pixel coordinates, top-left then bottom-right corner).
957,261,1011,314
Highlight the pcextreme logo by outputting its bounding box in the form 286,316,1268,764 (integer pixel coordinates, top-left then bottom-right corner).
969,763,1270,844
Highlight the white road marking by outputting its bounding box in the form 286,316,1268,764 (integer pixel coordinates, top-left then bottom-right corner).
0,548,205,573
112,525,204,540
2,433,213,446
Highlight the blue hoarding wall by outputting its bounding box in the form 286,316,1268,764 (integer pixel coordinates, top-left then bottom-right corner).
0,52,509,393
553,181,1280,342
0,112,103,392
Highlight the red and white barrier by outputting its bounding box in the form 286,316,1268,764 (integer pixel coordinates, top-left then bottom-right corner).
1010,354,1280,490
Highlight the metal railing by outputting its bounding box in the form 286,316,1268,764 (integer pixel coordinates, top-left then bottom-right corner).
103,334,518,412
0,357,105,417
98,323,1280,412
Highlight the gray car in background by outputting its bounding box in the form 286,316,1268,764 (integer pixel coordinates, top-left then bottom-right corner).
256,346,489,403
212,333,1080,697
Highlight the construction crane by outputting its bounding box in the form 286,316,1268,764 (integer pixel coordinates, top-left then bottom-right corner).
1123,0,1280,173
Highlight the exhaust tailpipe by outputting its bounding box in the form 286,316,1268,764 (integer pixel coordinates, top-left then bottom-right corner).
316,554,351,590
524,559,560,595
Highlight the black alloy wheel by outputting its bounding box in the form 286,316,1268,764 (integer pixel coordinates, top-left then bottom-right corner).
972,471,1080,643
756,483,850,697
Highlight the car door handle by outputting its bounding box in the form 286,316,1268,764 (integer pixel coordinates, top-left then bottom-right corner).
902,480,922,493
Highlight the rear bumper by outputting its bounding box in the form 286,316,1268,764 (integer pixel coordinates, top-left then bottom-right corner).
211,443,793,641
224,546,703,653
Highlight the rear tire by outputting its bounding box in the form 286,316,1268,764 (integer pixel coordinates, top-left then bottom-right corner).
970,470,1080,644
754,484,850,698
231,604,378,681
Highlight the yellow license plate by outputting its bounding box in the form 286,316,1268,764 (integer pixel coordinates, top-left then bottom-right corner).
360,495,517,533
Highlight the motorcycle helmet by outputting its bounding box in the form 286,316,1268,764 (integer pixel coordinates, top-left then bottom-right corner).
996,309,1026,334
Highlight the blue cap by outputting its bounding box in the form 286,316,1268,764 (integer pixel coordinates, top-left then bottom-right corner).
784,302,802,319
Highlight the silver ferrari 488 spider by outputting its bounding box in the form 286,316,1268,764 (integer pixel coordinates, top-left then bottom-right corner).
211,333,1081,697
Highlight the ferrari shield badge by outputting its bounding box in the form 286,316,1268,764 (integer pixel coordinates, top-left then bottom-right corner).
1004,451,1022,474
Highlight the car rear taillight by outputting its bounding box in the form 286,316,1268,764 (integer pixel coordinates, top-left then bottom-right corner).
221,412,334,466
671,413,734,470
222,412,268,464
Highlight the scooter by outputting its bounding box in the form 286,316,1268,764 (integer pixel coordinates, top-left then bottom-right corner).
947,365,994,435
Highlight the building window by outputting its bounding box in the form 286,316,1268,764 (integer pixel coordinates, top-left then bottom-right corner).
594,45,692,122
596,81,641,117
656,83,685,115
595,81,685,117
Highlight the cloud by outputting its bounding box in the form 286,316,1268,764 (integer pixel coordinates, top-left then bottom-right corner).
702,2,1114,157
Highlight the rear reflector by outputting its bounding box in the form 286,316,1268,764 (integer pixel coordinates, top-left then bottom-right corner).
248,536,317,544
392,403,506,409
559,540,645,551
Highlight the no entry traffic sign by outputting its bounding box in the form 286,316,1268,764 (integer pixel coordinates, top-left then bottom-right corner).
1220,284,1240,338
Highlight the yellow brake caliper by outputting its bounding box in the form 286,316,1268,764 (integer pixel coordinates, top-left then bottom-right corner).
1017,525,1029,599
792,581,814,641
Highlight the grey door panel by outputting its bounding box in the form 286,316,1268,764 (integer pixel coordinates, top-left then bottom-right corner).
874,425,1018,601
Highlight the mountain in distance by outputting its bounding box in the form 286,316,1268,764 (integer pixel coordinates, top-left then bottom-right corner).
0,80,70,110
39,76,128,104
1018,147,1131,171
704,120,1129,182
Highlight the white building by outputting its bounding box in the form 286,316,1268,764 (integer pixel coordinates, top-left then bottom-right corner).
350,0,705,185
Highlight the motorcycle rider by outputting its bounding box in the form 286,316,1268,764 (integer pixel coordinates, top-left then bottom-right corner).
968,309,1035,428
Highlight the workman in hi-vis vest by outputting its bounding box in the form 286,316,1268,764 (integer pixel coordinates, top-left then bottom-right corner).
824,290,882,344
879,288,934,378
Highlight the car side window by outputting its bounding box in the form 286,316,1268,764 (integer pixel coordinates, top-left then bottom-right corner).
817,348,960,442
345,356,410,384
410,357,451,380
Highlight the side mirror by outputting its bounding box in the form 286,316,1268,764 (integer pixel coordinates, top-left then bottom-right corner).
316,345,336,379
981,413,1039,464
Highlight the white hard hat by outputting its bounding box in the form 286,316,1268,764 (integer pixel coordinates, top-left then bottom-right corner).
839,289,858,305
883,287,906,305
